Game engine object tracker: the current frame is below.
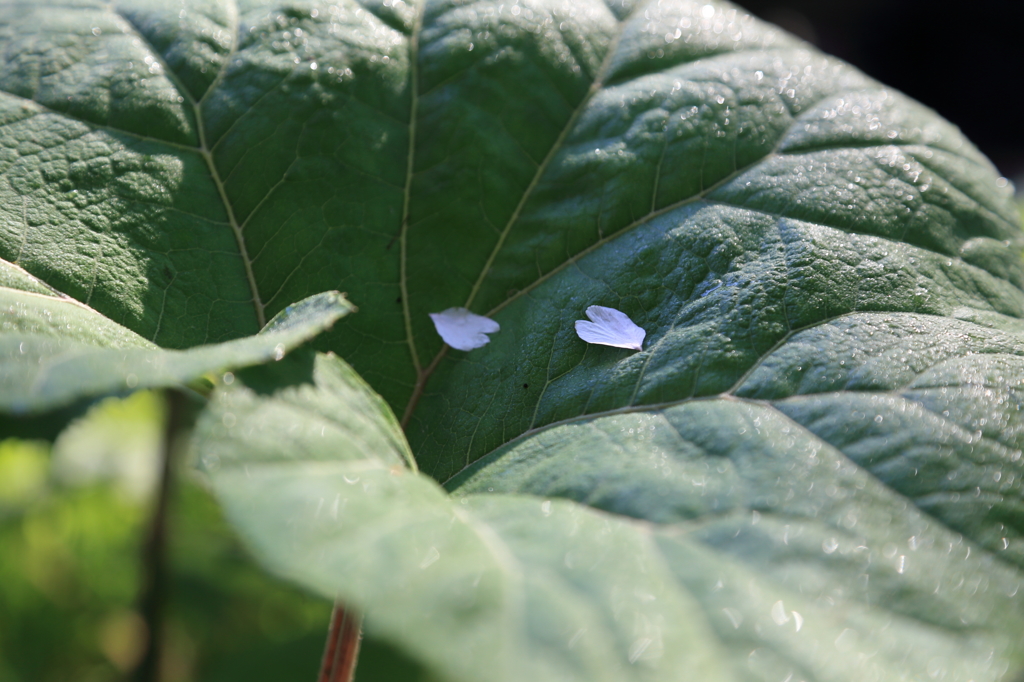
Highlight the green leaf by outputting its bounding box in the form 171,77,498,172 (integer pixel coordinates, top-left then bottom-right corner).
0,282,353,414
457,399,1024,674
4,0,1024,678
204,352,1024,681
4,0,1019,442
200,352,736,682
0,423,334,682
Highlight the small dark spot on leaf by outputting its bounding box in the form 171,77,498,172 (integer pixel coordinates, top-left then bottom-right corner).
163,266,174,279
522,383,528,389
395,296,402,304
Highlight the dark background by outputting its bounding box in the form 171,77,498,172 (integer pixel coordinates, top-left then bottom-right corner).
737,0,1024,183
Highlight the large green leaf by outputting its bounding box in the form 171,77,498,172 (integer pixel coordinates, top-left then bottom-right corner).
202,351,1024,681
4,0,1024,679
3,0,1020,449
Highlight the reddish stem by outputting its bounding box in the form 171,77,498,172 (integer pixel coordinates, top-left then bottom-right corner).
401,347,448,429
318,603,363,682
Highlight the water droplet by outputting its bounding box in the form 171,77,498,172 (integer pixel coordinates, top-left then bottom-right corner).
722,607,743,628
628,637,652,663
419,546,440,569
926,657,946,679
834,628,856,651
770,600,790,625
568,628,586,647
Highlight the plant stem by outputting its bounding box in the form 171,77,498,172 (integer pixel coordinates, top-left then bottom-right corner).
317,603,363,682
131,389,185,682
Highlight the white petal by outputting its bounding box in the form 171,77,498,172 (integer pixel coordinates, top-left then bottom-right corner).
574,305,645,350
429,307,500,351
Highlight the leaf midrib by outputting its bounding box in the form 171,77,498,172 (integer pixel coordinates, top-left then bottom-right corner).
399,1,425,375
111,2,266,332
2,2,265,336
399,0,645,428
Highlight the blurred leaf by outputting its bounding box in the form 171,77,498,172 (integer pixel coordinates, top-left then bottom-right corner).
51,391,165,501
0,432,332,682
166,478,332,682
0,386,335,682
0,439,49,511
0,289,353,415
0,474,148,682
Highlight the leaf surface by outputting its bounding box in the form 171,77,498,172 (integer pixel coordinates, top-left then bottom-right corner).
204,351,1024,681
197,352,736,682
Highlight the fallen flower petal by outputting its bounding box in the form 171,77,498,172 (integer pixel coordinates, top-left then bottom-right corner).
429,307,500,351
574,305,645,350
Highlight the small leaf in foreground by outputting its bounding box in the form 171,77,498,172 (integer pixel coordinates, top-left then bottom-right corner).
0,288,354,415
574,305,646,351
428,307,500,351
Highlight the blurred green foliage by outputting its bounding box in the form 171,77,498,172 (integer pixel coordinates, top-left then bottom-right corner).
0,393,331,682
